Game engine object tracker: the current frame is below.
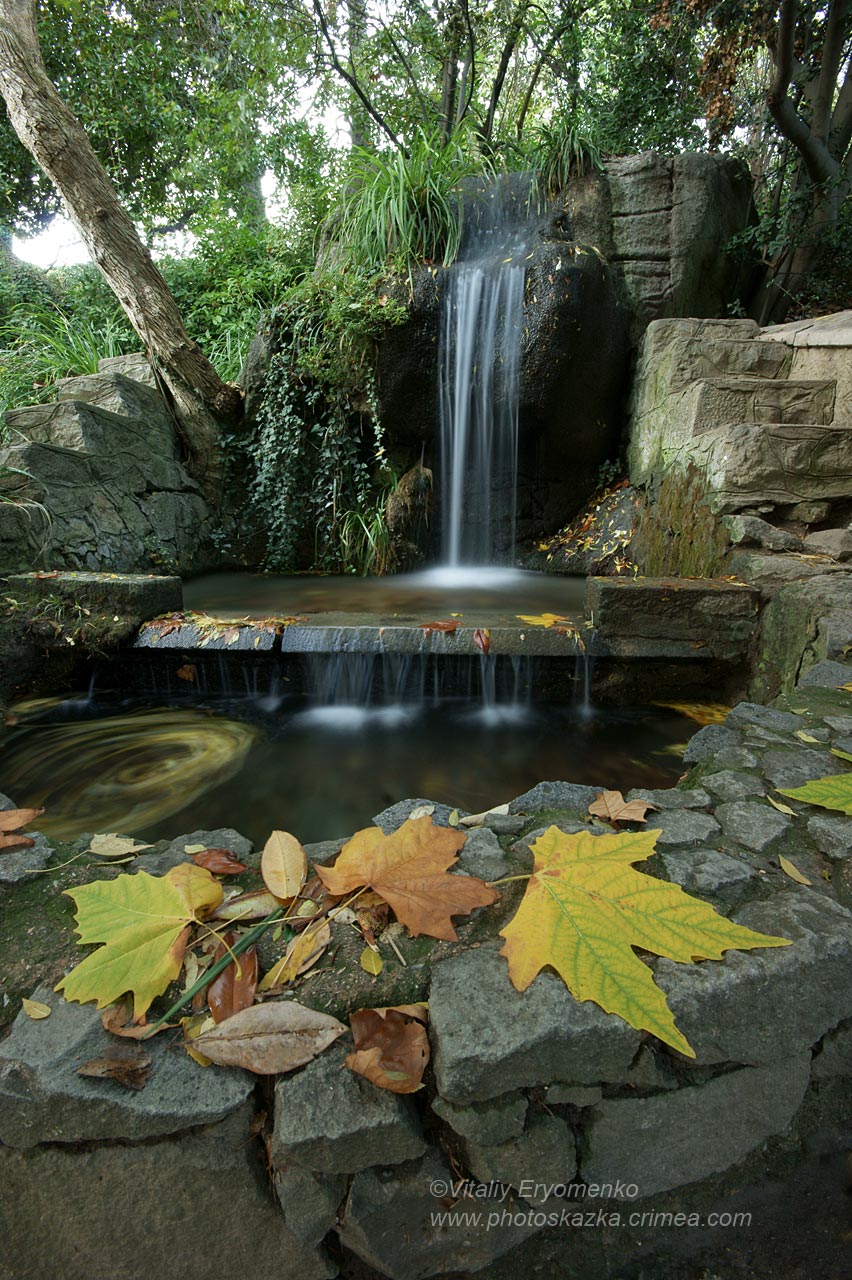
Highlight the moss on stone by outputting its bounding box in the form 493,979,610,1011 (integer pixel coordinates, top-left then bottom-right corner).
634,464,730,580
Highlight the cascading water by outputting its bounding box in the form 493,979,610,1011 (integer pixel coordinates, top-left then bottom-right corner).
439,203,529,566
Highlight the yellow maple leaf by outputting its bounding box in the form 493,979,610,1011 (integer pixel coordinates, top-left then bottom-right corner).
515,612,570,628
315,816,499,941
56,866,223,1020
499,826,790,1056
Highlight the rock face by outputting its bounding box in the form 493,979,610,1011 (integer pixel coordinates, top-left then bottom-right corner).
376,152,751,545
0,359,220,574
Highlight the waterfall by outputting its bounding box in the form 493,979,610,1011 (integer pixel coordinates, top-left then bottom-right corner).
439,208,528,566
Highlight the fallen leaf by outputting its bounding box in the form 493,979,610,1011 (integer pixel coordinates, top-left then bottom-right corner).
588,790,657,825
56,865,223,1019
315,816,499,941
473,628,491,655
176,663,196,683
0,807,44,832
515,613,570,628
345,1003,430,1093
459,804,510,828
181,1012,216,1066
191,1000,346,1074
258,922,331,990
499,826,791,1057
183,843,208,854
655,702,730,726
780,771,852,815
0,832,34,852
87,833,154,859
795,730,822,745
408,804,435,820
832,748,852,764
767,795,797,817
101,1001,172,1039
22,998,51,1020
779,855,812,886
419,619,459,635
448,808,460,827
261,830,307,901
206,930,259,1023
192,847,249,876
77,1043,152,1091
359,946,383,976
211,889,281,921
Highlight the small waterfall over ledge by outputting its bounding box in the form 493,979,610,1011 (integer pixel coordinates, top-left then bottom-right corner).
439,193,530,565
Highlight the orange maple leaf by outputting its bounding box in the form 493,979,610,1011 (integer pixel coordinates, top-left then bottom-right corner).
315,816,498,940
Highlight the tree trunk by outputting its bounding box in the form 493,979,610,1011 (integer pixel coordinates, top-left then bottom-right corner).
0,0,241,496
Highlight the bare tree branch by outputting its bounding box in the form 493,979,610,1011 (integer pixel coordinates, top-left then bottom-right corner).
811,0,852,142
310,0,400,147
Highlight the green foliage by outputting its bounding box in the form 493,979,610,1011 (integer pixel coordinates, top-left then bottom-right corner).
330,130,489,272
527,119,603,196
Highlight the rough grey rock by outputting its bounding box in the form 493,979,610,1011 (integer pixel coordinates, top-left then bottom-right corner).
0,791,15,809
481,813,527,836
0,987,253,1149
762,748,839,789
546,1083,603,1106
653,889,852,1065
626,786,711,810
701,770,766,802
803,528,852,561
683,725,743,764
0,1104,335,1280
432,1093,528,1146
661,848,757,901
723,515,803,553
713,800,791,852
798,660,852,688
653,809,721,847
623,1046,678,1093
0,832,52,884
807,814,852,860
372,798,463,834
824,716,852,734
272,1045,426,1173
463,1112,577,1207
812,1021,852,1079
338,1153,540,1280
274,1164,347,1247
789,500,831,523
457,826,511,880
582,1055,811,1198
726,702,803,733
429,947,640,1105
508,780,603,815
128,827,253,874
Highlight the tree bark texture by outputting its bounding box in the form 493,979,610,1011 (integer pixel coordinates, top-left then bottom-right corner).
0,0,241,494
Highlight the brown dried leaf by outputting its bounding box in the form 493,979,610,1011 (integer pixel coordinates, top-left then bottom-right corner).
345,1003,430,1093
0,807,44,833
207,931,259,1023
258,922,331,991
77,1043,152,1091
192,1001,346,1074
176,663,197,683
0,832,35,853
419,619,459,636
588,790,657,825
473,627,491,655
192,847,249,876
211,888,282,922
101,1000,173,1040
261,830,307,901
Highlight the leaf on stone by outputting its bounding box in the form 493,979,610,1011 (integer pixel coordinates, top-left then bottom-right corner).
832,748,852,764
192,847,248,876
779,772,852,816
0,806,44,832
88,833,154,859
181,1012,216,1066
101,1000,172,1039
207,931,259,1023
315,816,499,941
419,619,459,635
408,803,435,820
22,998,51,1020
779,855,812,886
191,1000,346,1074
359,946,383,976
77,1043,152,1091
345,1003,430,1093
515,613,570,628
459,804,510,828
588,790,657,825
499,825,791,1057
261,830,307,901
211,888,282,921
767,795,797,817
473,627,491,655
56,865,223,1019
795,730,823,745
258,922,331,991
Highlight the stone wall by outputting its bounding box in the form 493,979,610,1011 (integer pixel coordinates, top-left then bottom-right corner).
3,659,852,1278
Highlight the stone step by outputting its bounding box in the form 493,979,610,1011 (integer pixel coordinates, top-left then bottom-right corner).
691,422,852,513
685,376,836,433
665,339,793,391
3,399,178,462
54,371,171,428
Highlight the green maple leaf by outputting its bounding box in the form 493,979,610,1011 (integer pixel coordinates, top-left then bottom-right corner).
500,826,791,1056
56,864,223,1020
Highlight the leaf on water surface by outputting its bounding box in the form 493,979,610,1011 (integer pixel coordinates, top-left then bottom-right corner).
77,1043,152,1091
206,930,259,1023
499,826,791,1057
56,865,223,1020
588,790,657,825
192,847,248,875
261,830,307,901
191,1001,346,1074
345,1003,430,1093
315,816,499,941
